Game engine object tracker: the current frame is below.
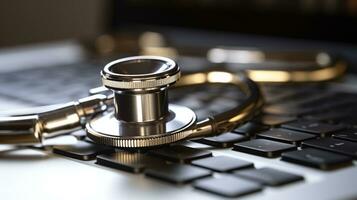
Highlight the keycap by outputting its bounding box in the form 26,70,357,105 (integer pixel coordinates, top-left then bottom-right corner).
257,128,316,146
260,115,296,126
264,95,352,117
277,92,332,106
148,145,212,163
53,141,114,161
145,163,212,184
333,129,357,142
194,132,248,148
282,120,346,137
304,111,350,123
338,111,357,125
193,175,262,198
232,122,270,136
296,92,344,108
191,156,253,172
234,167,303,186
207,98,237,114
263,104,313,116
340,116,357,126
281,148,353,170
233,139,296,158
176,97,203,110
96,151,165,173
286,92,334,108
263,88,307,104
302,138,357,159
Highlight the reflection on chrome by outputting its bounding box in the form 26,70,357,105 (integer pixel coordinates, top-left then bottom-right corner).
246,61,346,83
316,52,331,66
138,32,166,48
207,48,265,63
206,48,346,83
140,46,178,58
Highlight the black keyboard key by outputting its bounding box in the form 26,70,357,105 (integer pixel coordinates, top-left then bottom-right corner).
281,148,353,170
260,115,296,126
258,128,316,146
233,139,296,158
191,156,253,172
282,120,346,137
263,88,307,104
340,116,357,126
264,95,351,117
302,138,357,159
260,87,321,104
193,175,262,198
207,98,237,114
264,92,331,111
96,151,165,173
148,145,212,163
263,104,313,116
194,132,248,148
304,111,350,123
234,167,303,186
232,122,269,136
145,163,212,184
176,97,203,110
53,141,113,161
333,129,357,142
287,92,334,108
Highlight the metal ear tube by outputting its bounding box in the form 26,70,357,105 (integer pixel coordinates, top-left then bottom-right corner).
0,56,263,148
0,94,111,144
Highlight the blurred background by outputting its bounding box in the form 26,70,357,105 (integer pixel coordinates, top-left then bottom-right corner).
0,0,356,80
0,0,356,109
0,0,356,47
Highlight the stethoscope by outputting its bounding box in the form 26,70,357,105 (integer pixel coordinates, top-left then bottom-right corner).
0,52,347,148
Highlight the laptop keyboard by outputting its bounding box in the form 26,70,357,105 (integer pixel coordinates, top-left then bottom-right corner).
1,61,357,198
0,61,103,105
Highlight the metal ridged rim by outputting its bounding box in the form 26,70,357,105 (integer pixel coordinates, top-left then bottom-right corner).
103,56,178,78
101,56,180,89
86,127,192,148
102,72,181,89
85,105,196,148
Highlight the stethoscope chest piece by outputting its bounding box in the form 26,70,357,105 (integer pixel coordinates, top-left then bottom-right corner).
86,56,197,148
0,55,262,147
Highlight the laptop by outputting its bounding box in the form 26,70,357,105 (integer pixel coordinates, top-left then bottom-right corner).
1,1,357,200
